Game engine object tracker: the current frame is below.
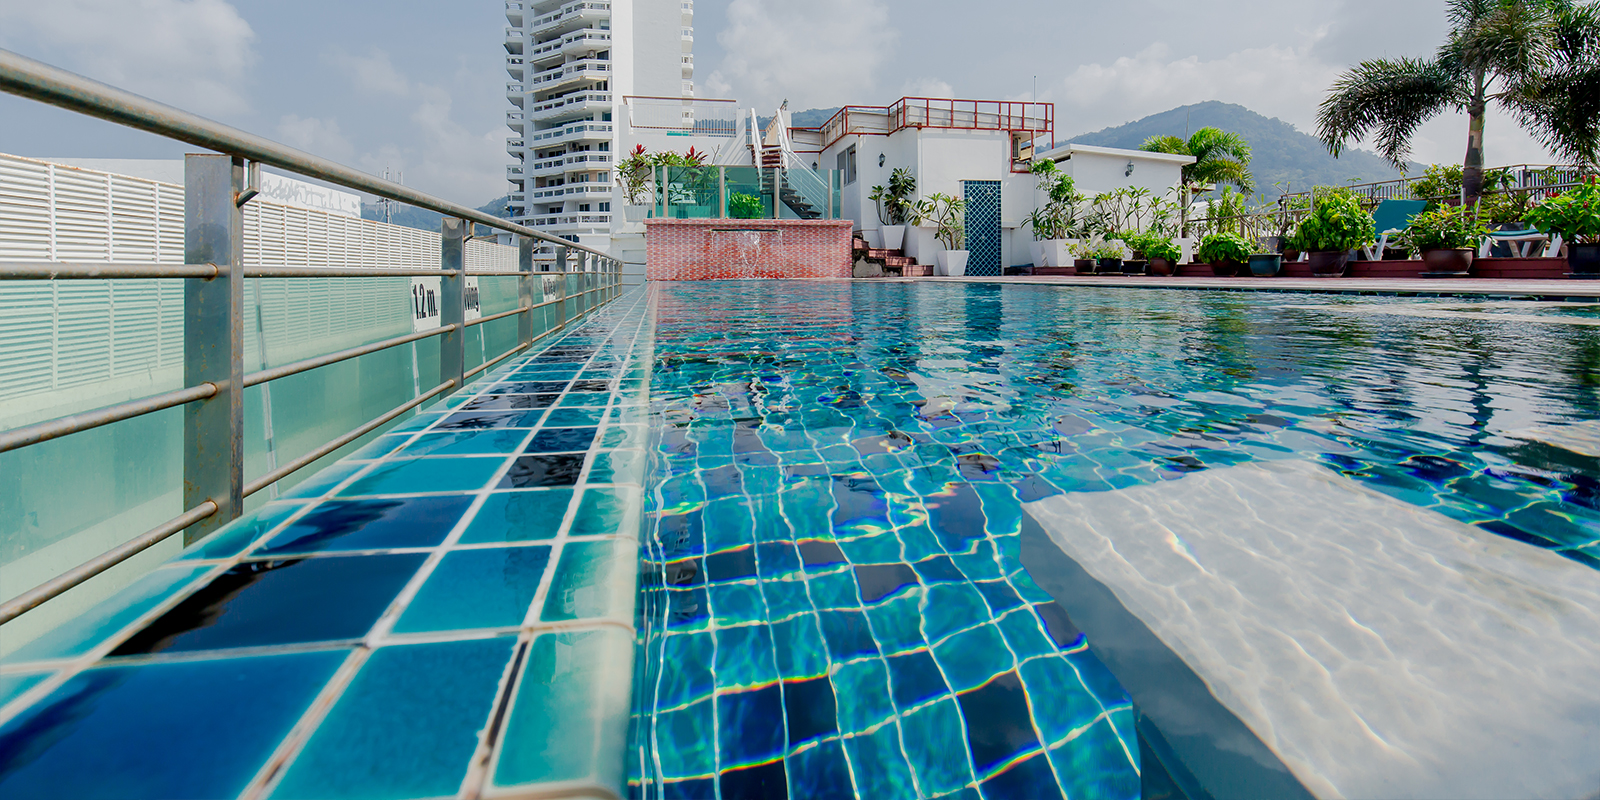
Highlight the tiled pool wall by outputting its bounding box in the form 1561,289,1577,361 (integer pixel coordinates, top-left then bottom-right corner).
0,288,654,800
628,285,1141,800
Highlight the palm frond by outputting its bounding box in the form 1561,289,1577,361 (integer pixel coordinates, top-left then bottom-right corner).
1140,135,1189,156
1443,0,1557,80
1316,57,1461,169
1501,1,1600,165
1185,127,1255,194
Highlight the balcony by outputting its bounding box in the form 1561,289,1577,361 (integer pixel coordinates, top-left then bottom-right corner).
506,137,526,156
506,111,525,132
681,54,694,74
504,26,523,54
561,28,612,57
505,55,525,79
507,82,525,108
531,155,568,175
531,0,611,37
529,121,613,145
505,1,523,25
530,58,610,91
529,90,612,122
506,164,526,179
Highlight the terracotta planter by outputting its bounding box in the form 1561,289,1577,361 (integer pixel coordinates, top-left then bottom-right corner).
1247,254,1282,277
1283,249,1302,263
1148,257,1176,276
1308,250,1350,277
1122,259,1148,275
1421,248,1475,277
1570,243,1600,276
1211,260,1243,277
1074,259,1095,273
1095,257,1123,274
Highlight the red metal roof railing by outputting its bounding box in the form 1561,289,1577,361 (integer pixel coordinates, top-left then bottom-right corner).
806,97,1054,152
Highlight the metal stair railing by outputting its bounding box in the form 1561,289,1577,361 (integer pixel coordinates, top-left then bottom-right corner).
0,48,629,625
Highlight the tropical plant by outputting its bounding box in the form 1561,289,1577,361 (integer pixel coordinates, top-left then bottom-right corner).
728,192,764,220
913,193,968,250
1398,205,1492,250
1197,232,1253,265
618,145,656,206
1024,160,1085,242
1124,232,1180,262
1315,0,1600,203
869,168,918,226
1293,187,1377,252
1024,207,1061,242
1525,174,1600,242
1072,240,1125,260
1141,127,1256,195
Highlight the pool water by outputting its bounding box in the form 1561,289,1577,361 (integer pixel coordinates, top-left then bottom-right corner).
628,282,1600,800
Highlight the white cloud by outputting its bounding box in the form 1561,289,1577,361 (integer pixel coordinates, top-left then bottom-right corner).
276,114,353,161
352,85,506,202
902,78,954,99
328,47,411,98
708,0,895,111
0,0,255,116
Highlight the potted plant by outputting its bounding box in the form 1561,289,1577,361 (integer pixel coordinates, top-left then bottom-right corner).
618,144,655,222
869,168,917,249
1141,234,1181,276
1295,187,1375,277
1086,240,1124,274
1117,231,1149,274
1398,204,1490,277
914,193,968,276
1026,161,1083,268
1247,234,1283,277
1197,231,1252,276
1526,175,1600,275
1069,241,1098,274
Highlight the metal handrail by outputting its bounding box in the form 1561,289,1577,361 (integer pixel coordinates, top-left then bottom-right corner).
0,48,611,259
0,261,221,279
467,305,533,328
244,326,457,389
0,383,219,454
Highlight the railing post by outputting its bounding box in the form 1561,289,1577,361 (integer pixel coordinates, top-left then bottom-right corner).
556,245,570,329
518,235,534,347
183,154,245,545
440,217,466,395
718,167,727,218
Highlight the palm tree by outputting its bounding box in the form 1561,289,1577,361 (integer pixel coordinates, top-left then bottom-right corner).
1316,0,1599,204
1141,127,1254,235
1503,1,1600,167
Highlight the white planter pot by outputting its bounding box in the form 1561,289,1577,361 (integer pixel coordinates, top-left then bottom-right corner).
1031,241,1045,267
937,250,969,277
881,225,907,250
1042,240,1072,267
863,230,884,249
624,204,651,222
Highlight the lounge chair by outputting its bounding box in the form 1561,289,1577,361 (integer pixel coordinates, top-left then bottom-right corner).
1479,228,1564,258
1360,199,1428,261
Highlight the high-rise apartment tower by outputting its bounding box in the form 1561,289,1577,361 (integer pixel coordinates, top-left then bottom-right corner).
504,0,694,250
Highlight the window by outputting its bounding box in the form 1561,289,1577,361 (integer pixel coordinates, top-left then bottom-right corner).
599,202,611,211
579,203,591,211
838,145,858,185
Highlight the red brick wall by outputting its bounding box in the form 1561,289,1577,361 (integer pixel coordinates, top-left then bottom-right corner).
645,219,854,280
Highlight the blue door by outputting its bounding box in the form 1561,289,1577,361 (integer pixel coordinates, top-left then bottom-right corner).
962,180,1002,276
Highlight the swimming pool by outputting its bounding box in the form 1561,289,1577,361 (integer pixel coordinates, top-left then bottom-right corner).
628,281,1600,800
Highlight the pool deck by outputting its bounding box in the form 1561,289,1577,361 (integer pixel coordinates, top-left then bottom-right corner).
899,275,1600,299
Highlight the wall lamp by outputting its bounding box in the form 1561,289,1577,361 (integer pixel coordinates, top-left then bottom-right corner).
878,154,886,168
1125,161,1136,177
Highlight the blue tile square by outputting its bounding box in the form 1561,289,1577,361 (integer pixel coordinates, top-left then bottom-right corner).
900,698,974,796
389,412,445,433
279,462,363,500
540,539,630,622
459,489,572,544
0,650,346,799
957,671,1044,776
459,393,558,411
500,454,586,488
788,738,853,798
177,503,302,561
982,750,1061,799
841,719,918,800
818,609,878,661
1019,656,1104,747
654,698,718,781
656,632,714,710
831,658,894,734
570,487,634,537
347,434,410,460
544,408,604,427
338,457,507,496
256,495,474,555
886,650,950,709
782,675,837,745
711,623,777,689
5,566,213,663
110,554,427,655
709,582,766,628
270,637,516,799
972,579,1024,616
492,628,632,787
995,607,1056,662
525,426,598,453
807,570,861,611
436,409,545,430
398,429,530,456
921,583,990,644
392,546,552,633
932,623,1014,694
586,449,645,484
770,612,829,680
1045,715,1138,800
716,684,784,766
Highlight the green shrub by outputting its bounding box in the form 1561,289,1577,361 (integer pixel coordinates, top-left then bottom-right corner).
1526,176,1600,244
1399,205,1490,251
1197,232,1252,264
728,192,764,219
1293,188,1375,252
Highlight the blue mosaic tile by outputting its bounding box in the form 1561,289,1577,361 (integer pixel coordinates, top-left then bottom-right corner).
4,565,213,663
787,739,854,798
544,408,606,428
901,698,975,797
279,461,363,499
711,623,777,689
570,487,636,536
269,637,517,799
841,722,918,800
391,546,552,633
177,503,303,561
396,429,530,456
255,495,475,555
459,489,572,544
500,453,586,488
492,627,633,790
831,658,894,734
338,456,507,496
109,554,427,655
540,539,632,622
654,698,717,780
0,650,346,799
0,672,49,708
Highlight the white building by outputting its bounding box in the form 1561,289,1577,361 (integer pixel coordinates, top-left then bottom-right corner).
504,0,694,250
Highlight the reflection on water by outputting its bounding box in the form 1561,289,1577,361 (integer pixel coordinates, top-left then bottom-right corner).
629,282,1600,800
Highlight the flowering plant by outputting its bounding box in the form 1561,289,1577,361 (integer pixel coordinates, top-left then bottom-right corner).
1526,176,1600,244
1398,205,1490,251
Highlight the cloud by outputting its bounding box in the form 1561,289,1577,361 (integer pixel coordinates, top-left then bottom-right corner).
0,0,255,116
327,47,411,98
706,0,895,111
351,85,506,202
276,114,353,161
902,78,955,99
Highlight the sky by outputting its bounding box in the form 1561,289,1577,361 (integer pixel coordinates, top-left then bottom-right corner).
0,0,1560,205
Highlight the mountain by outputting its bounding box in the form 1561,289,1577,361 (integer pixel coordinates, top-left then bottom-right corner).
1065,101,1424,198
362,195,513,235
